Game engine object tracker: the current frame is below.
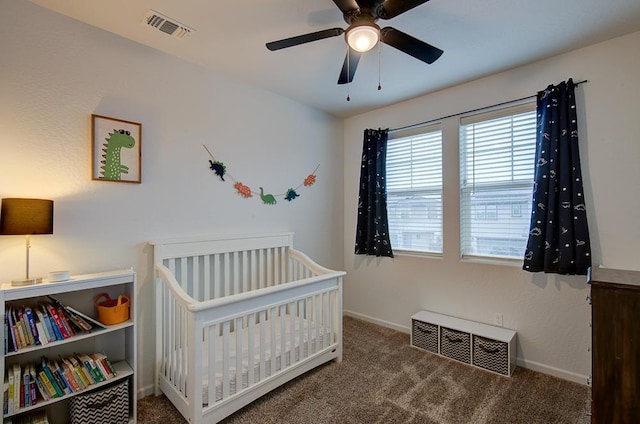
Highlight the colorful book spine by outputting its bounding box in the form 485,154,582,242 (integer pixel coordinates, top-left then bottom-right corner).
29,364,38,405
18,309,35,346
7,307,17,352
13,364,21,411
33,369,50,402
40,360,63,398
24,308,41,346
37,370,57,399
7,370,14,414
45,304,69,339
39,306,58,342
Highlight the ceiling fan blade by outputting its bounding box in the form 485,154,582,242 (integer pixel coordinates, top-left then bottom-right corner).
380,27,443,64
377,0,430,19
333,0,360,13
266,28,344,51
338,49,362,84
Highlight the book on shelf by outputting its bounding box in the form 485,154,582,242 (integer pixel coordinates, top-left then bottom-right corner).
23,308,41,347
6,370,14,414
47,296,96,332
3,352,119,412
5,299,105,353
13,364,20,412
75,353,105,383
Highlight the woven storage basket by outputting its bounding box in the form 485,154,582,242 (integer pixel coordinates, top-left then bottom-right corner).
473,335,510,375
94,293,130,325
440,327,471,363
412,319,438,353
70,379,129,424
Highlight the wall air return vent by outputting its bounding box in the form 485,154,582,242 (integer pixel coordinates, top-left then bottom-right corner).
143,10,193,40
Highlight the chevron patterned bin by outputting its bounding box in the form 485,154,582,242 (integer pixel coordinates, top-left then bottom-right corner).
70,379,129,424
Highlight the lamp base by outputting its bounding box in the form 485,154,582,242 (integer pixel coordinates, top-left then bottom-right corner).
11,277,43,287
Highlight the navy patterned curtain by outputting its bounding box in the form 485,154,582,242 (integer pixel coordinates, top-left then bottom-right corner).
523,79,591,275
355,128,393,258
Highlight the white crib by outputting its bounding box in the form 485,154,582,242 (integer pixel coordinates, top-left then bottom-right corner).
150,233,345,424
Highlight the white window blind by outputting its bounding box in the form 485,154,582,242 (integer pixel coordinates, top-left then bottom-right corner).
459,103,536,260
387,124,443,254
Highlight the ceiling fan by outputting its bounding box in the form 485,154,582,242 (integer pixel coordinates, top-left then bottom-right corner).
265,0,444,85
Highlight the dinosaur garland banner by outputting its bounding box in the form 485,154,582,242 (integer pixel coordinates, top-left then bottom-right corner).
203,145,319,205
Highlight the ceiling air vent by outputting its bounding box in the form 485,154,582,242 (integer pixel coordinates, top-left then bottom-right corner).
143,10,194,40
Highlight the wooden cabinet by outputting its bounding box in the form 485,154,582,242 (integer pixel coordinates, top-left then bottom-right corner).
1,269,136,424
589,268,640,424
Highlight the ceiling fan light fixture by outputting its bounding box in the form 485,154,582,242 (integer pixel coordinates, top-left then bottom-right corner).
346,22,380,53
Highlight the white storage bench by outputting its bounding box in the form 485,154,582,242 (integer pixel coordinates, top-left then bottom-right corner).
411,310,517,376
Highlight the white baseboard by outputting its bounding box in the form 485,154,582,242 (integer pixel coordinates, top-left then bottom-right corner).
515,357,589,385
344,310,410,333
138,384,156,400
343,309,589,386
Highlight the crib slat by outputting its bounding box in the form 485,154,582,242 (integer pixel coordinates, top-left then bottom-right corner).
208,325,216,407
233,251,239,295
213,254,220,299
281,247,287,284
222,321,230,399
204,255,211,301
273,247,280,287
266,248,273,288
323,292,330,349
259,310,266,381
250,250,257,291
168,296,175,383
193,256,200,301
223,253,230,296
280,305,286,369
299,299,305,360
270,307,277,373
305,297,314,356
258,250,264,289
329,289,335,346
290,303,296,364
180,304,188,394
241,250,248,294
236,317,243,395
180,257,188,293
248,313,255,386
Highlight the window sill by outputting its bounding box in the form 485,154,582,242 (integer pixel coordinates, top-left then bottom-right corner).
460,255,523,268
393,249,443,260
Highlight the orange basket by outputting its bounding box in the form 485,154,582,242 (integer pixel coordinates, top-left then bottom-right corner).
94,293,130,325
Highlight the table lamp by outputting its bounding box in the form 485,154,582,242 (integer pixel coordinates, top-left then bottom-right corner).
0,198,54,286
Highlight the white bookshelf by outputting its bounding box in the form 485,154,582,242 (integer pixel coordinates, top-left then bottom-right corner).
1,269,137,423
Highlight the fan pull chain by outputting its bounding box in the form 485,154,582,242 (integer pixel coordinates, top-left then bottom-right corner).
346,47,351,101
377,42,382,91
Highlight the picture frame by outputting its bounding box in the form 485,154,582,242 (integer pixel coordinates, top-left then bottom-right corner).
91,114,142,183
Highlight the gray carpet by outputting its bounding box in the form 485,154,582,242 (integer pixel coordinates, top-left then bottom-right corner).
138,316,591,423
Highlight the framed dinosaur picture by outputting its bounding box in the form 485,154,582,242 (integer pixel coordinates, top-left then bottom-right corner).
91,114,142,183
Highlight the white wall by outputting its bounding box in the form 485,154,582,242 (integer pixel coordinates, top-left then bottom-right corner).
343,31,640,383
0,0,344,396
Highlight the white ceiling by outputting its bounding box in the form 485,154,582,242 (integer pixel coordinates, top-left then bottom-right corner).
29,0,640,118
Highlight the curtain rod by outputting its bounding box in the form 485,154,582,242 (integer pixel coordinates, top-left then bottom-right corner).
389,79,588,134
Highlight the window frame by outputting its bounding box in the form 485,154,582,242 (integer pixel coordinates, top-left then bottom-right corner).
458,101,537,262
386,123,444,257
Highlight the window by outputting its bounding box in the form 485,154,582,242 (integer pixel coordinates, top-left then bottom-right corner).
459,103,536,260
387,124,443,254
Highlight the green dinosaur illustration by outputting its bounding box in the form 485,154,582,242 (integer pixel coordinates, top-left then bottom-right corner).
100,129,135,180
259,187,277,205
